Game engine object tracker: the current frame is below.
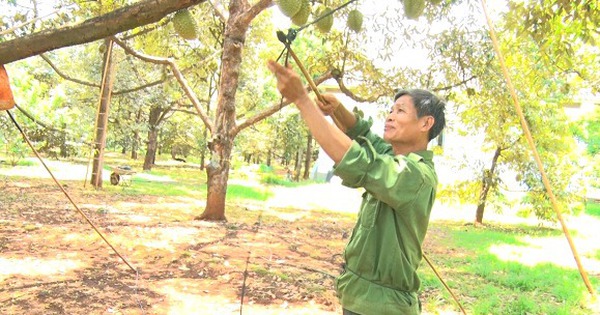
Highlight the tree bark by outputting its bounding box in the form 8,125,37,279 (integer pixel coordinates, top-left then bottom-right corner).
143,106,164,170
293,149,302,182
303,134,313,180
475,146,502,225
131,110,142,160
90,39,116,188
196,0,256,221
0,0,206,65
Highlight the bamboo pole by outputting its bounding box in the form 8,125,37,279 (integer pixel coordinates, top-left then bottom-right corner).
480,0,595,296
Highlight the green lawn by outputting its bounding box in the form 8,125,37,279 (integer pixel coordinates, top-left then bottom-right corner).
585,201,600,217
419,222,599,315
3,154,599,314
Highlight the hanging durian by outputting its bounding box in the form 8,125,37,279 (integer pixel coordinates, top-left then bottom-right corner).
404,0,426,20
347,9,363,33
291,0,311,26
315,5,334,33
172,9,198,40
276,0,302,18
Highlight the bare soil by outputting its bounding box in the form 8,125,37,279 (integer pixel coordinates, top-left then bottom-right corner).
0,175,356,314
2,161,598,315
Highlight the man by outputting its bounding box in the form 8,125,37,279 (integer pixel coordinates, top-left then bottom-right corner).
267,60,446,315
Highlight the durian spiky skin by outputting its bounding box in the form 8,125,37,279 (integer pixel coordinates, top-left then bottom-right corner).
347,9,363,33
404,0,426,20
291,0,311,26
315,6,334,33
173,9,198,40
276,0,302,18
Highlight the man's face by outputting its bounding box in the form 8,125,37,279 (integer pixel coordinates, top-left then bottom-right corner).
383,95,430,145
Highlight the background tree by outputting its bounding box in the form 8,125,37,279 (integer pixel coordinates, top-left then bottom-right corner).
4,0,596,225
433,1,594,224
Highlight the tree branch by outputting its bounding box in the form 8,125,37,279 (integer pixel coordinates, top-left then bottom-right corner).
207,0,228,22
0,6,68,36
111,36,218,133
233,71,332,136
14,104,93,146
241,0,273,25
333,75,387,103
40,54,99,87
0,0,206,65
41,52,170,94
113,79,167,95
432,75,478,92
120,18,172,41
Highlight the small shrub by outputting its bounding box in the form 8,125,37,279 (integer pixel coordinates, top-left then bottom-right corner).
258,164,273,174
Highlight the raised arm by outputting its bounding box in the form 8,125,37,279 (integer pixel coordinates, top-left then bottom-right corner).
267,60,352,164
314,93,357,133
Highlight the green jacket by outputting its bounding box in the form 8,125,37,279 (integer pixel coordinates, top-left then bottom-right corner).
333,118,438,315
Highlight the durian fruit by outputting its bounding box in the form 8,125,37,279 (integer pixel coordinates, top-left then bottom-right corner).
172,9,198,40
403,0,426,20
314,6,334,33
276,0,302,18
291,0,311,26
347,9,363,33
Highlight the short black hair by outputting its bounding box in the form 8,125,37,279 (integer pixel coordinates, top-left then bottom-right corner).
394,89,446,141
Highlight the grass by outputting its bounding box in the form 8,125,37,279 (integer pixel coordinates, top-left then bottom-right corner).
16,159,37,166
419,222,599,315
585,201,600,217
3,154,599,314
105,175,272,201
101,159,279,201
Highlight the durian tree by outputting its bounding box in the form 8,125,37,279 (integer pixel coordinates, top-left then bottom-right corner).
194,0,455,220
0,0,468,220
5,0,594,223
427,1,596,224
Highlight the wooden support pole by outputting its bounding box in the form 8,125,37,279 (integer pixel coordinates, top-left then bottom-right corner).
480,0,595,296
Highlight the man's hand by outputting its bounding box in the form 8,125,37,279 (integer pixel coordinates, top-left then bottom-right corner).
315,93,341,116
267,60,309,104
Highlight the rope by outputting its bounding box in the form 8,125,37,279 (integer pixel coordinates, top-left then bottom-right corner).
239,211,263,315
5,109,138,274
479,0,595,296
423,254,467,314
295,0,358,33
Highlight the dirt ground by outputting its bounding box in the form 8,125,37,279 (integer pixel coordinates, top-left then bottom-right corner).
0,177,355,314
1,161,598,315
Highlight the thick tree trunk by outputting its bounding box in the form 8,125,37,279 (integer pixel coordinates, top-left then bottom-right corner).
143,106,163,170
0,0,206,65
198,143,233,221
475,146,502,225
196,0,251,221
90,39,116,188
143,128,159,170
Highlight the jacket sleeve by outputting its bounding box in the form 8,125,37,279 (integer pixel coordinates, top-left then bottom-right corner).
345,117,393,155
333,137,436,211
